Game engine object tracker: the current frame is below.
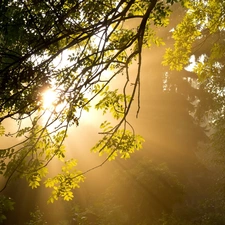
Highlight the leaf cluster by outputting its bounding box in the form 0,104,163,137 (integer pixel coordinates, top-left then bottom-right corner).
92,121,144,160
0,195,14,223
0,0,181,200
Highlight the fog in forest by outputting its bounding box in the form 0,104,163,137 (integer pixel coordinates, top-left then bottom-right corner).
1,37,213,225
1,3,225,225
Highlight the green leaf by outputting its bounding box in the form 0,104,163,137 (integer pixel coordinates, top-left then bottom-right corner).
0,124,5,136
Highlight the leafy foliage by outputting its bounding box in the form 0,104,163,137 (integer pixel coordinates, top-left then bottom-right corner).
163,0,225,158
25,207,47,225
3,1,225,223
0,0,180,201
0,195,14,223
163,0,225,71
83,159,184,225
95,87,131,119
45,159,84,203
92,126,144,160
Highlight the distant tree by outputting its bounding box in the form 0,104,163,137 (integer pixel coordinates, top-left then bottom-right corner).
25,207,47,225
161,1,225,223
163,1,225,180
83,159,184,225
0,195,14,224
0,0,181,202
163,0,225,133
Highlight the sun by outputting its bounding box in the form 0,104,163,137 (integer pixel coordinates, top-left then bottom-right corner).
42,89,57,109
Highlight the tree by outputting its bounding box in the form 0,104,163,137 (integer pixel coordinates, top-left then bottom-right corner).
0,0,181,202
163,0,225,176
20,158,184,225
160,1,225,223
25,207,47,225
0,195,14,224
97,159,184,225
163,0,225,129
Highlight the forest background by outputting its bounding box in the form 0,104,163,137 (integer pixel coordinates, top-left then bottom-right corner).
1,0,225,224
